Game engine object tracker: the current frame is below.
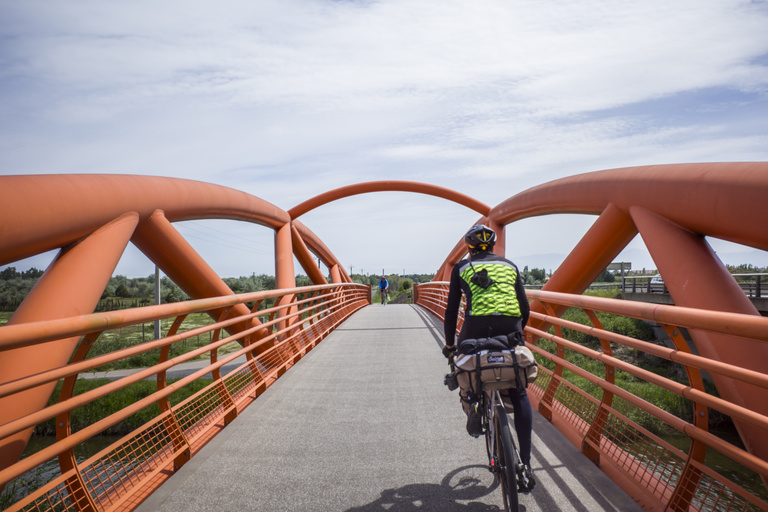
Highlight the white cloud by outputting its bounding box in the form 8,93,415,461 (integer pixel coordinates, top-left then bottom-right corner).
1,0,768,276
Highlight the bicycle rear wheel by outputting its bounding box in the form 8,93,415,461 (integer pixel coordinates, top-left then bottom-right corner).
494,405,519,512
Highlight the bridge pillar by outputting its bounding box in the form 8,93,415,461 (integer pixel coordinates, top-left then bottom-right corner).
274,223,297,338
0,212,138,480
630,206,768,467
275,223,296,289
132,210,264,343
290,223,327,285
531,203,637,322
329,265,343,284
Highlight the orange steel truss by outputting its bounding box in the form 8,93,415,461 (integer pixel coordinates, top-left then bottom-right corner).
414,281,768,511
2,164,768,511
420,162,768,512
0,284,369,511
0,175,353,496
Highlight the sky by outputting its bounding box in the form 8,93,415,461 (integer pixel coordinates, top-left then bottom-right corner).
2,0,768,279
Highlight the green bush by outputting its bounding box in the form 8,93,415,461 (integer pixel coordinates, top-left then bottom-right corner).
36,378,211,436
537,290,688,436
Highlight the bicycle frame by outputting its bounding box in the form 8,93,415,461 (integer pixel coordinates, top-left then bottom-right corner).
482,390,516,463
481,388,521,511
444,354,521,510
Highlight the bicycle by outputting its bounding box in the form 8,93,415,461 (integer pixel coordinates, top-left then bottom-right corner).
380,288,388,304
480,387,521,511
446,355,524,512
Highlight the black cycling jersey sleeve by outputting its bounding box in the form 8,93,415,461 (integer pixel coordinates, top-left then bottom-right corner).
515,270,530,328
444,264,463,347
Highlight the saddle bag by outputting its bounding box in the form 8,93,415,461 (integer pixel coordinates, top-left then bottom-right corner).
455,334,538,394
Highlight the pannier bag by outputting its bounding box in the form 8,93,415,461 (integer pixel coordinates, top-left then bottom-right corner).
455,337,538,394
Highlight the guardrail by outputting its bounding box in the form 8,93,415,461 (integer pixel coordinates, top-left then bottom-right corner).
622,274,767,298
414,281,768,512
0,283,369,511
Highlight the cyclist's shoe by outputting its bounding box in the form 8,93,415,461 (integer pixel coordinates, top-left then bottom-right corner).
517,464,536,493
466,403,483,438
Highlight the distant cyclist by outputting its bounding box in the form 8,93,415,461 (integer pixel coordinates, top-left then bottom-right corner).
379,275,389,304
442,224,535,491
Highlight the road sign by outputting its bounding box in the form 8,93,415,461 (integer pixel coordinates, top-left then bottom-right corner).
607,262,631,271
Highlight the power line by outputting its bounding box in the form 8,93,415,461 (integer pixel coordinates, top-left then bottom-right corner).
175,221,273,256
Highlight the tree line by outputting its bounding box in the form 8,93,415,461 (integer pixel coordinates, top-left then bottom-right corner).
15,261,757,313
0,268,297,312
0,268,440,312
0,267,555,312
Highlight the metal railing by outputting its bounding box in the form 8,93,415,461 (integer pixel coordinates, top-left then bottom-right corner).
0,284,369,511
414,281,768,512
622,274,767,298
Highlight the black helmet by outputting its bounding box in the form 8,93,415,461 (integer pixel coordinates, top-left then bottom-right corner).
464,224,496,252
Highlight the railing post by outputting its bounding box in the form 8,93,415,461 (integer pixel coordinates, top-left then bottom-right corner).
580,309,613,466
537,303,564,423
663,325,709,511
56,331,104,512
157,314,194,471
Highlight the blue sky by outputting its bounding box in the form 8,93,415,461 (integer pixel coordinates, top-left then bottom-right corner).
2,0,768,278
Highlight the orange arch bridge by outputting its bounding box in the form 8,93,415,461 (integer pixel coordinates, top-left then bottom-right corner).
1,162,768,511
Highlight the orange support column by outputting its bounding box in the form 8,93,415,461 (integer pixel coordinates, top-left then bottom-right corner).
131,210,265,343
436,238,468,281
329,265,342,284
290,223,327,285
0,212,139,477
487,218,506,258
275,223,296,290
630,206,768,465
433,262,451,282
531,203,637,325
274,223,297,336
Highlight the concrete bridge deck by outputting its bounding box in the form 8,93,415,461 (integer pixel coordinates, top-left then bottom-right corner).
137,304,643,512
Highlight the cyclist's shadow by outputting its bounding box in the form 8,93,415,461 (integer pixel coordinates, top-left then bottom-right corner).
344,465,522,512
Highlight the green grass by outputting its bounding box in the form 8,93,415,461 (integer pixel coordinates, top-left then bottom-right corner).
35,377,212,436
81,312,249,371
535,290,694,436
0,377,212,510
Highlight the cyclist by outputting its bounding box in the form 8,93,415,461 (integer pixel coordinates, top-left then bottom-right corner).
379,275,389,304
441,224,535,491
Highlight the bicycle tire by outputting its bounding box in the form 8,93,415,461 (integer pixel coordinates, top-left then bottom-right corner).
483,401,493,461
494,405,519,512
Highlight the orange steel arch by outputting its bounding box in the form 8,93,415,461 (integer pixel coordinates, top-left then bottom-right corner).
432,162,768,473
287,180,492,219
288,180,497,281
0,174,289,265
0,174,348,477
3,167,768,509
